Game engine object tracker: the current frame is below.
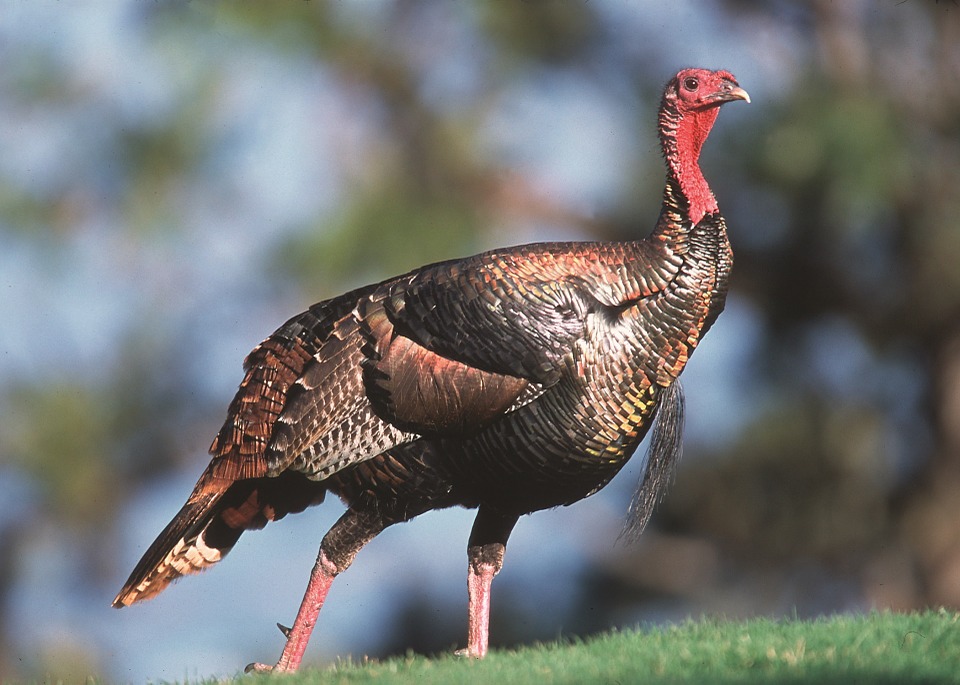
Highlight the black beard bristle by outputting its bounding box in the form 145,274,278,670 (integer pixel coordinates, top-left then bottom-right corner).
619,379,685,544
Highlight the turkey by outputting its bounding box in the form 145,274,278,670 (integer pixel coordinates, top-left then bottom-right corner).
113,68,749,672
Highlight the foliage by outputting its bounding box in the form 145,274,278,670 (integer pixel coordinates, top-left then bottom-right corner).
2,1,960,682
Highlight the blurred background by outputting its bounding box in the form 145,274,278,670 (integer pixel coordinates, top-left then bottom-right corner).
1,0,959,681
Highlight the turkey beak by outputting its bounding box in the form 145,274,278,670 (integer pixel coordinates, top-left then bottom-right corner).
709,80,751,105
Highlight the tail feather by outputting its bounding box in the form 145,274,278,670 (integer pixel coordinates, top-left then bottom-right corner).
113,490,225,607
113,471,328,607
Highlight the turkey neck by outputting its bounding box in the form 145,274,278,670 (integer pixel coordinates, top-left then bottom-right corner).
654,96,723,240
642,93,733,349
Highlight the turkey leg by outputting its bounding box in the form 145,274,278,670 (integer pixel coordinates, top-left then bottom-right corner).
459,507,519,658
245,508,383,673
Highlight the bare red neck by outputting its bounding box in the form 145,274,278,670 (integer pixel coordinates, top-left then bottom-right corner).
660,105,721,227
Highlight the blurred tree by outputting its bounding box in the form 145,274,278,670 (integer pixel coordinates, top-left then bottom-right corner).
584,0,960,621
2,0,960,681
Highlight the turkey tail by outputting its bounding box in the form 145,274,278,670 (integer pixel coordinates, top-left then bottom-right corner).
619,379,685,544
113,471,327,607
112,489,227,607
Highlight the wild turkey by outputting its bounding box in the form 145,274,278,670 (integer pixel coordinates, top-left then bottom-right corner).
113,68,749,672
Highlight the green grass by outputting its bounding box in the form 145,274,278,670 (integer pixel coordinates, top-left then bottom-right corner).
243,610,960,685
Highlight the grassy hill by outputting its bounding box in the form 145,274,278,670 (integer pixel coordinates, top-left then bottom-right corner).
243,609,960,684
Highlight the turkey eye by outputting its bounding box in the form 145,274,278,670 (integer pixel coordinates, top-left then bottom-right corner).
683,77,699,91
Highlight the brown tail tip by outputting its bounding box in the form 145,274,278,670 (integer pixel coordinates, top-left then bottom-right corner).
112,536,224,608
113,491,226,608
112,591,136,608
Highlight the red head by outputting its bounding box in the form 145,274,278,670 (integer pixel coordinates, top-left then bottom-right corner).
670,68,750,112
659,68,750,224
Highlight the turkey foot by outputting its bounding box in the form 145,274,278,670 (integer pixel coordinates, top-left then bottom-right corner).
245,550,337,673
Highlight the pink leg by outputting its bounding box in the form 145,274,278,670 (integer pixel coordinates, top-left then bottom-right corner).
245,549,338,673
459,543,505,658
